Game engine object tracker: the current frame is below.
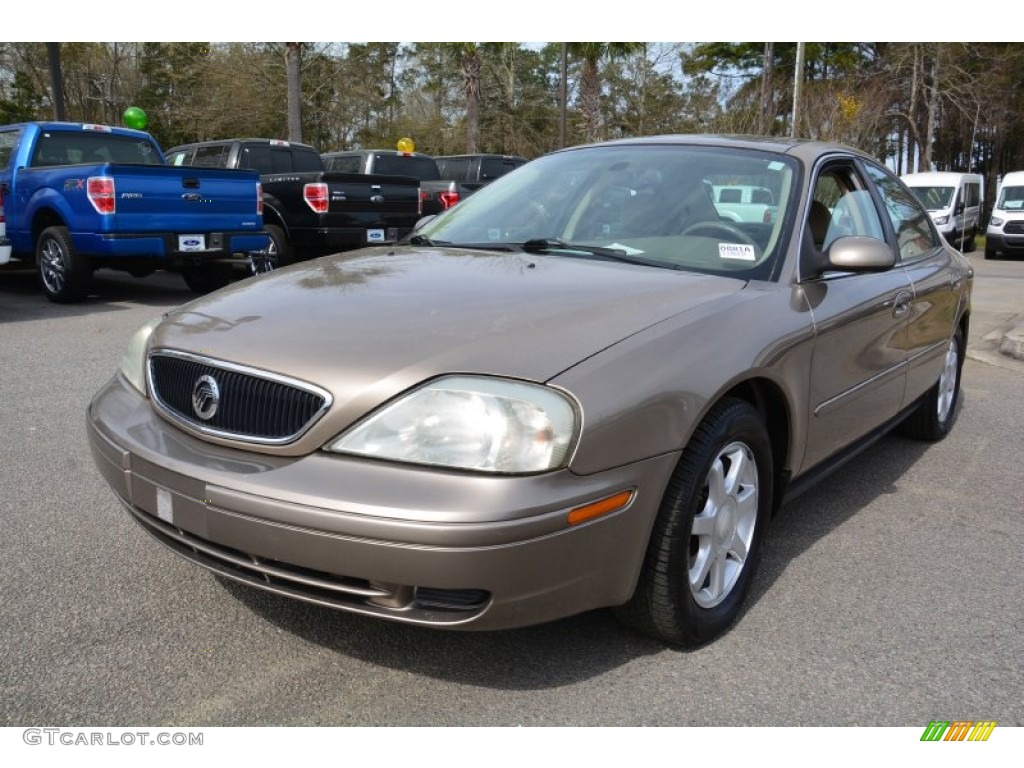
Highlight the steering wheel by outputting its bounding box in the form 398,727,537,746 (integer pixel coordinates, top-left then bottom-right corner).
681,220,759,247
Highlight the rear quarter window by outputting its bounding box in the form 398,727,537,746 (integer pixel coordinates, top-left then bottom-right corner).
0,129,23,167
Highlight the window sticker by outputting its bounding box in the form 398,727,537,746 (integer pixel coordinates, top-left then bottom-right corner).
719,243,757,261
606,242,646,255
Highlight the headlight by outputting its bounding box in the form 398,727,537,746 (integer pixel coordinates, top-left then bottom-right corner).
989,216,1004,227
118,316,163,395
933,215,949,225
326,376,579,474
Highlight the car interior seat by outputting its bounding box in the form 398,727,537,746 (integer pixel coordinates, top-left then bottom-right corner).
809,200,832,249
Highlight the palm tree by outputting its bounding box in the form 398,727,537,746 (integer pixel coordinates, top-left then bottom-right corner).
285,42,302,142
457,43,481,153
567,42,644,143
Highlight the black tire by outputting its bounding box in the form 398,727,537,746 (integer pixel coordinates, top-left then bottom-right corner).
36,225,92,303
984,243,996,260
898,328,964,442
616,398,773,647
249,224,292,275
181,263,232,294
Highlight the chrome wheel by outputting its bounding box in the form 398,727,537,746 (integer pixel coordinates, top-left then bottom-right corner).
39,236,67,295
688,440,758,608
249,240,277,275
936,337,959,423
250,225,290,276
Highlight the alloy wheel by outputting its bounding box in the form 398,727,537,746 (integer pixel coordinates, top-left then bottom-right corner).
688,440,759,608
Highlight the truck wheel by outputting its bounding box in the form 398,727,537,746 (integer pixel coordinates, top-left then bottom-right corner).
36,225,92,303
249,224,291,275
182,263,232,294
963,229,975,253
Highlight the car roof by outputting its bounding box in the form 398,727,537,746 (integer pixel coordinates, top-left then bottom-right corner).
562,133,876,164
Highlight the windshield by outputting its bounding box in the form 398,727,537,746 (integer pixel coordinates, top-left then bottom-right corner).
996,185,1024,211
908,186,954,211
412,143,797,280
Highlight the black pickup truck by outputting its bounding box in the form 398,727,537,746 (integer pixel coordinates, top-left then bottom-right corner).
320,149,463,218
434,154,528,193
165,139,421,272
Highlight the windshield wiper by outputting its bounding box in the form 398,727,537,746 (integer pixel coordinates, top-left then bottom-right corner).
406,234,450,246
521,238,660,266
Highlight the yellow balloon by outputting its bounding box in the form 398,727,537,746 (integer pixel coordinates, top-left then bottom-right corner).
396,137,415,153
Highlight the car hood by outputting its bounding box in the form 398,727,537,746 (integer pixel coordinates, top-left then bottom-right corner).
152,247,745,440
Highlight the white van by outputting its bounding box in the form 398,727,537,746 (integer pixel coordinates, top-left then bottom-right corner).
901,171,983,251
986,171,1024,259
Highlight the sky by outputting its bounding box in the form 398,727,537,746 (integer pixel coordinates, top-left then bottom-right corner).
5,2,964,43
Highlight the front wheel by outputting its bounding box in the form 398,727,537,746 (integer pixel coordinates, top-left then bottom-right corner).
616,398,773,647
36,225,93,303
898,328,964,441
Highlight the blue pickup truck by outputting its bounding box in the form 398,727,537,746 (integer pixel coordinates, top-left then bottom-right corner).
0,122,268,302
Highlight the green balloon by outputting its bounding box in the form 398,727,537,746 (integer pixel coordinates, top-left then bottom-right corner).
122,106,148,131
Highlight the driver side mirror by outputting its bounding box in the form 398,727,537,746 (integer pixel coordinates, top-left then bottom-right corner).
803,236,895,278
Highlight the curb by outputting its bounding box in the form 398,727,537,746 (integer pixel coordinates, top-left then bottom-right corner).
1000,327,1024,361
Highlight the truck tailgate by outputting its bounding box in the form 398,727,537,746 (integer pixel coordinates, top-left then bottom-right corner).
324,172,420,216
100,164,263,233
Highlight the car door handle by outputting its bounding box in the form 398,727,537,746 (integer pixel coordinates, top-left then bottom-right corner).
892,291,912,318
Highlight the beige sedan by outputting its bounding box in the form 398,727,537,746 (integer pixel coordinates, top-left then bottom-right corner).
87,136,972,646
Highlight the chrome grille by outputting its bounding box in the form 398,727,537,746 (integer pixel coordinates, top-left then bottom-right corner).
148,351,330,444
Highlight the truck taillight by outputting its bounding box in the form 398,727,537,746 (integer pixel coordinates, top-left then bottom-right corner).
87,176,116,215
257,182,264,216
304,183,329,214
439,190,460,210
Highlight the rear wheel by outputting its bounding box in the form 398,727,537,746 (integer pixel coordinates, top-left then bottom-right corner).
249,224,292,275
898,328,964,441
616,398,772,647
181,262,232,294
36,225,93,303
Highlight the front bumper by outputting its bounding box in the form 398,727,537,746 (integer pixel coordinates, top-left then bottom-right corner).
985,230,1024,255
87,375,678,630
